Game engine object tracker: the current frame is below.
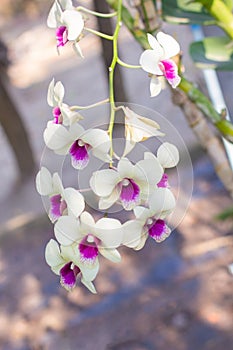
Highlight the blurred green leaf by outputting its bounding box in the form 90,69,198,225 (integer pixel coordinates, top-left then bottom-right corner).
190,36,233,70
161,0,215,25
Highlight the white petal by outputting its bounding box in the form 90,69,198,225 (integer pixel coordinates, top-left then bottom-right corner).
44,123,71,151
134,230,148,251
60,0,73,10
139,50,163,75
73,42,84,58
52,172,64,194
45,239,64,270
79,259,99,281
147,33,164,54
61,104,83,126
47,78,55,107
95,217,123,248
117,157,134,179
61,10,84,40
63,188,85,218
90,169,120,197
36,167,53,196
150,76,162,97
149,188,176,217
136,158,163,186
81,278,97,294
98,247,121,263
122,220,143,248
80,211,95,228
69,123,85,139
157,142,179,168
123,139,136,157
54,81,65,103
157,32,180,59
81,128,110,150
99,187,121,210
55,216,80,246
47,0,62,28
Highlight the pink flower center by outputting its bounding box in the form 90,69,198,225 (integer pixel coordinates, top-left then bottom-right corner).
50,194,67,222
60,262,80,290
56,26,68,47
53,106,62,124
159,59,180,88
119,178,140,210
78,235,99,262
69,140,91,169
147,218,171,243
157,173,169,188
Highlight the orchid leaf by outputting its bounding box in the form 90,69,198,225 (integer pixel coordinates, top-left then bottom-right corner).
160,0,215,25
190,36,233,70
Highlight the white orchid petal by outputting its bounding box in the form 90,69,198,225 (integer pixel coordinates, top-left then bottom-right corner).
157,32,180,59
99,187,121,210
61,10,84,40
52,173,64,194
81,278,97,294
55,216,80,246
136,158,163,186
147,33,164,55
98,247,121,263
80,211,96,229
117,158,134,179
95,217,122,248
60,0,73,10
36,167,53,196
45,239,64,269
157,142,179,168
61,103,83,126
47,0,62,28
149,188,176,217
81,129,110,149
47,79,55,107
90,169,120,197
54,81,65,103
73,42,84,58
122,220,143,248
150,75,162,97
139,50,164,75
63,188,85,218
133,206,151,222
44,123,71,151
134,231,148,251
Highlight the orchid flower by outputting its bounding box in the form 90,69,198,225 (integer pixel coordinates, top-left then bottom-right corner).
121,106,164,156
90,156,163,211
47,79,83,126
145,142,179,188
132,187,176,249
54,212,123,264
36,167,85,222
44,123,111,169
140,32,181,97
45,239,98,293
47,0,84,56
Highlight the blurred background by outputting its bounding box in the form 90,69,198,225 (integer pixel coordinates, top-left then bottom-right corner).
0,0,232,349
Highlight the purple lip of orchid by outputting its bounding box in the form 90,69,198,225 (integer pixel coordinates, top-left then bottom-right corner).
60,262,81,290
50,194,67,221
159,59,180,88
157,173,169,188
53,106,63,124
147,218,170,242
78,235,99,262
69,140,91,169
119,178,140,209
56,26,68,47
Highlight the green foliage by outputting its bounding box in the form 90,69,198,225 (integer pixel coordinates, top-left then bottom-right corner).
160,0,215,25
190,36,233,70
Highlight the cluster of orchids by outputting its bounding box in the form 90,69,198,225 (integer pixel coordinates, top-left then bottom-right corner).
36,0,181,294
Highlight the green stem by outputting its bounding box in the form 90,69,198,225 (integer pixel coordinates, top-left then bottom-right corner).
84,27,113,40
117,58,141,69
196,0,233,39
70,98,109,111
107,0,122,166
77,6,117,18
